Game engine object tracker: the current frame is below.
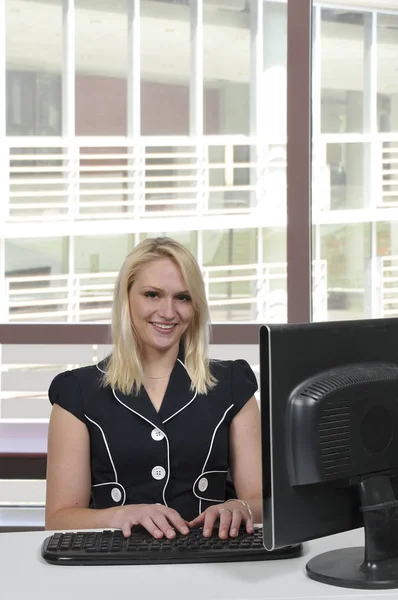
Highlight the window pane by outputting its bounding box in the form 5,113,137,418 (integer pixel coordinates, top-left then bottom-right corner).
377,222,398,319
5,237,69,322
319,224,371,321
75,0,128,136
319,142,367,210
74,234,135,322
262,227,287,323
315,7,378,322
141,0,190,135
321,9,365,134
203,0,250,135
378,14,398,133
203,229,257,322
74,234,134,273
6,0,63,135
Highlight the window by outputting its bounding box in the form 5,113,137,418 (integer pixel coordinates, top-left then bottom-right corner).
312,6,397,321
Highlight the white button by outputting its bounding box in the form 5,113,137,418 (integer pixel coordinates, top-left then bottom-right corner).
151,428,165,441
198,477,208,492
111,487,122,503
151,466,166,481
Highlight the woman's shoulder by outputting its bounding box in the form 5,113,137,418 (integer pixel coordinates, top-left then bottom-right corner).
50,361,106,390
209,358,255,382
48,362,107,421
208,359,258,414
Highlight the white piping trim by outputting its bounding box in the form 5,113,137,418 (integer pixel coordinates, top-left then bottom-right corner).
112,389,170,507
197,404,234,515
162,359,198,424
96,362,106,374
84,414,118,483
176,358,189,374
162,435,171,507
92,481,126,506
192,470,228,503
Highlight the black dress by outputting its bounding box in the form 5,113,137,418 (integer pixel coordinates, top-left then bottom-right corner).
48,357,258,521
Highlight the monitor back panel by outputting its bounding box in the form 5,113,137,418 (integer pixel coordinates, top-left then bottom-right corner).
260,318,398,550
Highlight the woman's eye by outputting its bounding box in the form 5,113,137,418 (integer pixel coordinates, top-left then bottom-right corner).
177,294,191,302
145,291,159,299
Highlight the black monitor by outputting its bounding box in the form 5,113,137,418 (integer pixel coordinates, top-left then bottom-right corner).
260,318,398,590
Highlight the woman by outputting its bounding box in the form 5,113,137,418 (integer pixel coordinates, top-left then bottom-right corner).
45,237,262,540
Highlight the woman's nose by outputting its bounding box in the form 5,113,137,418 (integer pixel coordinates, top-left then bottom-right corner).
158,297,175,319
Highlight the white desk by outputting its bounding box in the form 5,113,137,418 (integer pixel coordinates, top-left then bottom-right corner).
1,528,397,600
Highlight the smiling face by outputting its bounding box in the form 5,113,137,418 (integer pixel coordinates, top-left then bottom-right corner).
128,257,194,355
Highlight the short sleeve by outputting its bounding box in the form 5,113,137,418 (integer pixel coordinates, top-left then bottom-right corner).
48,370,85,423
231,359,258,415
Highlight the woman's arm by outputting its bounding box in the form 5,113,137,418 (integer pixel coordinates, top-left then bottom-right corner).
229,395,262,522
45,404,189,538
45,404,119,530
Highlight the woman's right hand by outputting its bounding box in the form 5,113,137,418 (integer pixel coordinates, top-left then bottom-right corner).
110,504,190,539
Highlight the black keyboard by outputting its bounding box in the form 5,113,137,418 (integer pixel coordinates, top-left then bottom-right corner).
41,527,302,565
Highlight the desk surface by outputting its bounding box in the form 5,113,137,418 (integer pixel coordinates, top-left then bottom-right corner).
1,528,397,600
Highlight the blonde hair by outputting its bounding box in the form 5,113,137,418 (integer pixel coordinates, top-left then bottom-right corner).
104,237,216,395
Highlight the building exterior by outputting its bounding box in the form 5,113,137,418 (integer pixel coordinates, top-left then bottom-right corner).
1,0,398,326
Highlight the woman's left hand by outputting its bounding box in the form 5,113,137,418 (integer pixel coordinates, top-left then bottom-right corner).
188,500,254,539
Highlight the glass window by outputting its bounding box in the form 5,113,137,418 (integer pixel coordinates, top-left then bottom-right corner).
141,0,190,136
6,0,63,135
74,234,134,273
262,227,287,323
5,237,69,322
203,0,250,135
315,7,378,323
378,14,398,134
319,142,367,210
321,9,365,134
2,0,289,329
203,228,257,322
319,223,371,321
377,222,398,319
74,234,135,322
75,0,128,136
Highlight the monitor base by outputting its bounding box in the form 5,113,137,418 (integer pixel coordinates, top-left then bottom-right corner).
306,547,398,590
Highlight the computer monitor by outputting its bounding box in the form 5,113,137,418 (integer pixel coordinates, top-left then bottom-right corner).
260,318,398,590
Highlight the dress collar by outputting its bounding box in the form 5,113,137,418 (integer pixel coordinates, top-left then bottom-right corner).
98,353,197,429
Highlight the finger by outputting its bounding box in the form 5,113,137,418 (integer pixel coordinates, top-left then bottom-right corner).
121,521,133,538
218,508,233,540
202,508,219,538
229,509,244,538
188,513,205,529
161,508,190,535
151,513,178,539
140,515,164,539
245,513,254,534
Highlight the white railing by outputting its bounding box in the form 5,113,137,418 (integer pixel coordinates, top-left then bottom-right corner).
380,255,398,317
381,140,398,207
4,136,274,222
5,134,398,224
4,260,327,323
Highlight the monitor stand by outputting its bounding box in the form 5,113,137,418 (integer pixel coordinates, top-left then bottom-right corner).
306,475,398,589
